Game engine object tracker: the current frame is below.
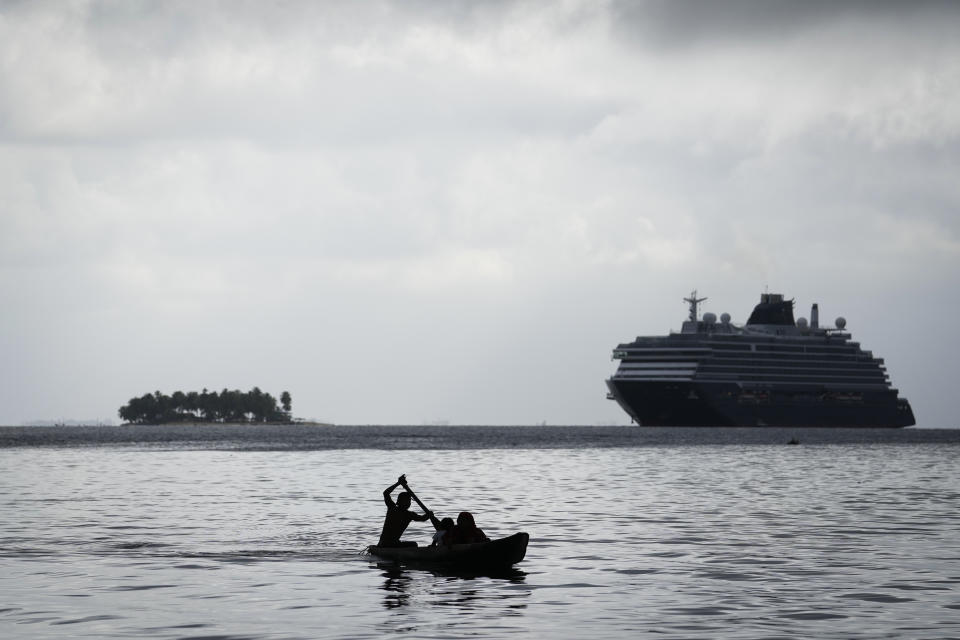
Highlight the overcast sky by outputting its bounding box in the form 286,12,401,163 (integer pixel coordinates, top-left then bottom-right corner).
1,1,958,427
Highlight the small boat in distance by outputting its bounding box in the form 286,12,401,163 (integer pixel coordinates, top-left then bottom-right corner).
367,532,529,570
606,291,915,427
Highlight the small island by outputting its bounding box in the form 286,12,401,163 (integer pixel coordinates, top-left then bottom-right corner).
119,388,293,424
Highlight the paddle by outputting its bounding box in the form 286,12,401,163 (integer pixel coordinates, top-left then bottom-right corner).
399,475,436,523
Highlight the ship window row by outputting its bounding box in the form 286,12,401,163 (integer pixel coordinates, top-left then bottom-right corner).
616,373,697,379
696,378,891,390
619,362,703,369
618,357,708,364
699,362,886,373
800,346,863,354
691,342,864,355
704,355,882,365
616,348,711,355
705,352,880,364
697,376,889,385
696,372,887,383
698,367,887,377
752,345,862,354
613,373,891,388
617,353,706,359
618,346,878,360
619,346,869,358
619,355,883,368
687,337,858,347
616,354,711,361
616,366,697,374
704,358,884,368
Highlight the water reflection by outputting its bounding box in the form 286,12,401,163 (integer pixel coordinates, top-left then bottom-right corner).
377,562,529,613
380,565,412,609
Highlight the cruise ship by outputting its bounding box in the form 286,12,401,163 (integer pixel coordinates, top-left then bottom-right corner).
606,292,915,427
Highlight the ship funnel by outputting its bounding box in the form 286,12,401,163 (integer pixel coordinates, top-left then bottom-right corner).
811,303,819,329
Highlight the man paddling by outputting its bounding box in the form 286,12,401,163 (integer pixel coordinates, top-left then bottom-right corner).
378,475,436,548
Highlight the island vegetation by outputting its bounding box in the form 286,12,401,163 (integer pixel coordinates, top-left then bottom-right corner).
119,388,292,424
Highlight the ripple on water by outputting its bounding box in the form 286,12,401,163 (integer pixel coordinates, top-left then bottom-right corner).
777,611,849,620
837,592,915,603
50,614,124,625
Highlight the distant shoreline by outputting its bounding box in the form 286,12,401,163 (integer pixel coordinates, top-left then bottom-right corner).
118,421,336,428
4,421,952,429
16,420,335,428
1,423,958,450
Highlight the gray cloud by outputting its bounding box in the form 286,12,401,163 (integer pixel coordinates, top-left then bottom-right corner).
0,1,958,426
611,0,960,49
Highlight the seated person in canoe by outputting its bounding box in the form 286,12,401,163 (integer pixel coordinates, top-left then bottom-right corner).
446,511,490,545
431,517,455,547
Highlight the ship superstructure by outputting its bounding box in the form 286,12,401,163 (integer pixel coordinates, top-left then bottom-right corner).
606,292,915,427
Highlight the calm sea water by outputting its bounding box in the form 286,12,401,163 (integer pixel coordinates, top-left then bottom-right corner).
2,426,959,639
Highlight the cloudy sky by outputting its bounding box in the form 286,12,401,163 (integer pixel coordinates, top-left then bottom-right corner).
1,1,958,427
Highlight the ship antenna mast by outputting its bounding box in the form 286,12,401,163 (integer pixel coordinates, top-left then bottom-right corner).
683,290,708,322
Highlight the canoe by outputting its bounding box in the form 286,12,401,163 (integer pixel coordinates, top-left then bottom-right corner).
367,532,529,569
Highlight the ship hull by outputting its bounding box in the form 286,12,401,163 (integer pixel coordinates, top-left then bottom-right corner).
607,379,915,428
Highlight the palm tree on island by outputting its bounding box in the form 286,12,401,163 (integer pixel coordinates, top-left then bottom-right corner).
118,388,294,424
